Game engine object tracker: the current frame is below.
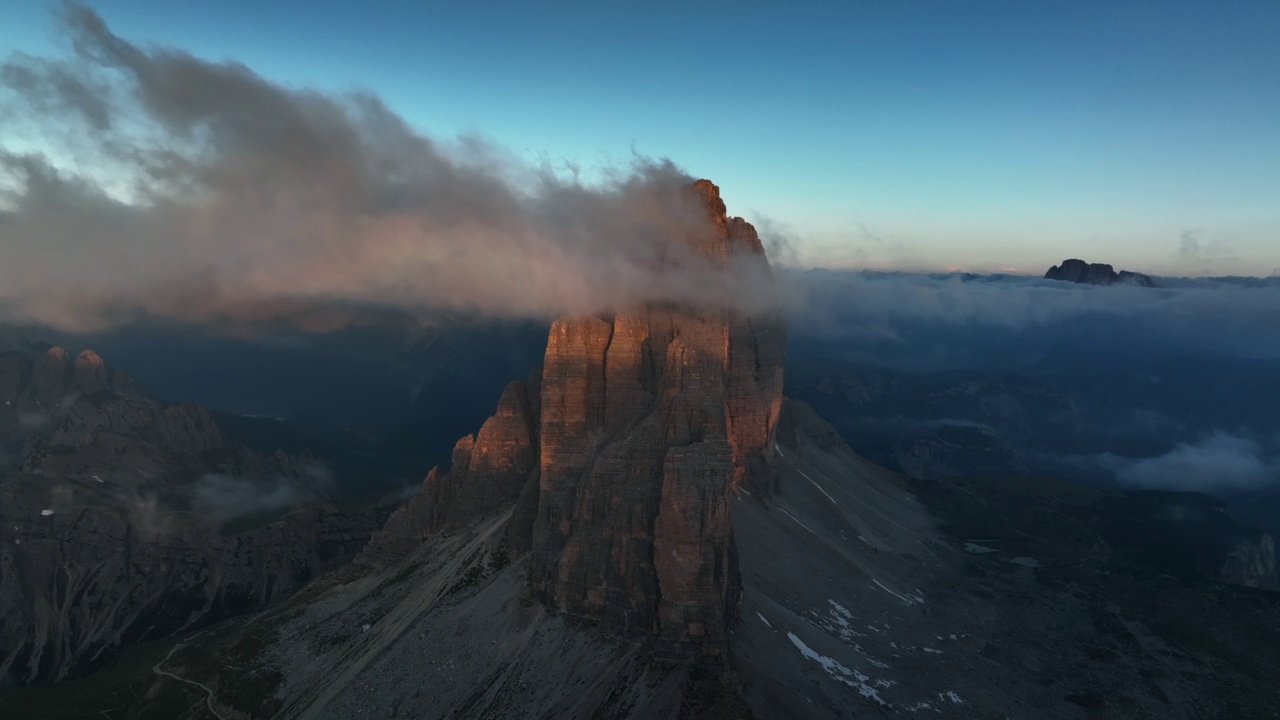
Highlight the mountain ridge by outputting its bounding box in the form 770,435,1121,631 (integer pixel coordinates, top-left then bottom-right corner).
1045,258,1156,287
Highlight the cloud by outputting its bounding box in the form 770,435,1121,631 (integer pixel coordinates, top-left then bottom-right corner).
1177,228,1237,275
190,473,320,522
1109,432,1278,492
747,213,801,267
786,269,1280,370
0,3,777,333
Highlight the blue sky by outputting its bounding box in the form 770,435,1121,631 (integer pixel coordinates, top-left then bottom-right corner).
4,0,1278,275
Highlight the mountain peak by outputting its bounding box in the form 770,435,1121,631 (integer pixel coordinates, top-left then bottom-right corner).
72,349,108,394
363,182,785,655
687,178,769,267
691,178,726,218
1046,258,1155,287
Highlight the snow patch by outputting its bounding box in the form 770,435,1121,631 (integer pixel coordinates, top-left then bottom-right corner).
923,647,943,655
1009,556,1041,567
756,612,772,629
873,579,924,605
40,509,54,517
940,691,964,704
963,542,998,554
774,443,785,457
797,468,839,505
786,632,886,706
779,508,816,534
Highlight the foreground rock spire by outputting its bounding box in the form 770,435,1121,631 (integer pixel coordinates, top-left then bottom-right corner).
365,179,784,655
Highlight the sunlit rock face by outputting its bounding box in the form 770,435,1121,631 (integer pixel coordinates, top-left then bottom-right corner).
528,180,784,656
364,179,784,655
362,375,540,562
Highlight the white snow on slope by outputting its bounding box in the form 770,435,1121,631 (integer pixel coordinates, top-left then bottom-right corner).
873,579,924,605
787,632,886,706
779,507,816,534
796,468,839,505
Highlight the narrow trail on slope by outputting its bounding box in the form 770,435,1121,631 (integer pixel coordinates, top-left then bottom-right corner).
152,631,228,720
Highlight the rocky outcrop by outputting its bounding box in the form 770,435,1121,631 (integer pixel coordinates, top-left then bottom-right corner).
0,346,379,686
364,179,784,656
1093,491,1279,590
0,495,385,685
880,425,1029,481
528,305,782,655
1222,532,1277,590
1045,258,1155,287
2,347,222,477
71,350,109,395
361,375,540,562
527,181,783,656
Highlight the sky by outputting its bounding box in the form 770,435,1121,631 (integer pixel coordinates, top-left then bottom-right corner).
3,0,1279,276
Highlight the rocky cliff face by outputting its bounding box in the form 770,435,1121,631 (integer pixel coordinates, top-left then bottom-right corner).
1092,491,1279,590
0,346,387,685
880,425,1029,480
363,179,784,656
362,374,540,562
528,305,782,655
0,493,383,685
2,346,222,479
1045,258,1156,287
1222,532,1278,590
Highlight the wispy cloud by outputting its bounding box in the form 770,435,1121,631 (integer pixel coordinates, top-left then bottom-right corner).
1106,432,1278,492
0,4,776,333
191,473,325,523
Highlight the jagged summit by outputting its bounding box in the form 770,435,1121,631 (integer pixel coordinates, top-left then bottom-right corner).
691,178,726,217
1045,258,1156,287
1,345,384,685
362,179,784,655
50,188,1280,718
690,177,768,263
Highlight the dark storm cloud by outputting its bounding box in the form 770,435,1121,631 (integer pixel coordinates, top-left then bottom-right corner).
0,3,776,332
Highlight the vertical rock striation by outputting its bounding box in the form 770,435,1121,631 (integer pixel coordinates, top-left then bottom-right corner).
362,376,540,561
527,180,783,655
366,179,784,656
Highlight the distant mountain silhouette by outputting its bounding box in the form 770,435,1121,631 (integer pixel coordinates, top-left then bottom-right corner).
1045,258,1156,287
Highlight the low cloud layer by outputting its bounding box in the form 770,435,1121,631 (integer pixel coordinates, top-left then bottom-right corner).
788,269,1280,371
0,4,774,332
1109,433,1279,493
191,474,321,523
